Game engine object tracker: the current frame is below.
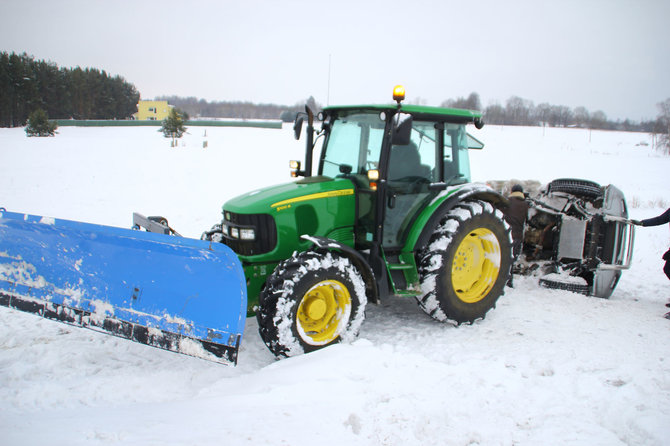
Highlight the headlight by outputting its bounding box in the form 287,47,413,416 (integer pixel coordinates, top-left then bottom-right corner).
239,228,255,240
230,227,239,239
221,223,229,236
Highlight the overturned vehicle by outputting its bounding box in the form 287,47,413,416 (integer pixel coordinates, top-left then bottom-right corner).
496,178,635,298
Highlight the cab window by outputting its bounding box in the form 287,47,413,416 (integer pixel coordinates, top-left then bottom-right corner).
320,112,385,178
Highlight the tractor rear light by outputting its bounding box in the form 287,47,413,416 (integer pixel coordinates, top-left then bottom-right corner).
239,228,255,240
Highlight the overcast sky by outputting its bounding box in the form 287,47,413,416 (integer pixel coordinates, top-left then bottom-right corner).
2,0,669,121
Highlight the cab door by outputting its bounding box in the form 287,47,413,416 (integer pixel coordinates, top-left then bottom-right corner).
382,120,441,249
317,111,386,249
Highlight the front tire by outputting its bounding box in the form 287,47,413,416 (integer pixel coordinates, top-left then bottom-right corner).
257,251,367,358
547,178,603,200
417,200,513,324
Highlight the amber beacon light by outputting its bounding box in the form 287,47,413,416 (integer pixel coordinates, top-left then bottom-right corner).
392,85,406,103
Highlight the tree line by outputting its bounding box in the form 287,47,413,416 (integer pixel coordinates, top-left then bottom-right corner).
0,51,139,127
163,91,667,135
156,95,315,122
2,50,667,147
442,92,666,134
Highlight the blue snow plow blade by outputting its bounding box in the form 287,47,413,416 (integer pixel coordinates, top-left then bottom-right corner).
0,210,247,365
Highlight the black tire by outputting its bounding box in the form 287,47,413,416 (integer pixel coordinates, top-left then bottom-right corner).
547,178,603,200
417,200,513,324
539,275,590,295
257,250,367,358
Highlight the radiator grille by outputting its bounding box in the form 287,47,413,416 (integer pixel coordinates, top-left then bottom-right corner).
220,212,277,256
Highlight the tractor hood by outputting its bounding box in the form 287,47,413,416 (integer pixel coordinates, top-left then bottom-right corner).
222,176,355,215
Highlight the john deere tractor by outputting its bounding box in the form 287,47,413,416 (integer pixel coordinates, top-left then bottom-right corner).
203,86,513,358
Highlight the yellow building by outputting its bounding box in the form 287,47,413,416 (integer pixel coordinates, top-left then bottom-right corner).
134,100,173,121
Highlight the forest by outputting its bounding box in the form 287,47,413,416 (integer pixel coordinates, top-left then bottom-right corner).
0,52,139,127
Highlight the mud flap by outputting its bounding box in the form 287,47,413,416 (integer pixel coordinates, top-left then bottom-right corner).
0,210,247,365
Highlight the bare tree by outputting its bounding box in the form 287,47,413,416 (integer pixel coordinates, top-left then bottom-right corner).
573,106,590,128
441,92,482,111
534,103,552,126
505,96,535,126
590,110,608,130
483,102,505,124
657,98,670,155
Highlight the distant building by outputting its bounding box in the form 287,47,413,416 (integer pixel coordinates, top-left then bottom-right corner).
134,100,173,121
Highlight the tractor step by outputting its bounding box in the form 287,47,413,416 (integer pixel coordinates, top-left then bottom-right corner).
384,254,421,297
387,263,414,270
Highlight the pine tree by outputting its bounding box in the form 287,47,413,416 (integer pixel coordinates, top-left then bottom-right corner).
0,52,140,126
25,108,57,137
160,108,187,146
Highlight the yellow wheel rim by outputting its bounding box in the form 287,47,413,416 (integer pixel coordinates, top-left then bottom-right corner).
297,279,352,345
451,228,501,303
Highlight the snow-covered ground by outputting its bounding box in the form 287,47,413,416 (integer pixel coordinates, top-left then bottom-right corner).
0,123,669,445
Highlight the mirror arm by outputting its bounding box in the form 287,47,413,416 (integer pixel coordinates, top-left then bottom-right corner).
303,105,314,177
435,122,444,182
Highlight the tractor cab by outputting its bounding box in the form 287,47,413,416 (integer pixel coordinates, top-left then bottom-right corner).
292,87,484,253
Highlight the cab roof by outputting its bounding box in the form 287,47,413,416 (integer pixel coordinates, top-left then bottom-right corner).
323,104,482,123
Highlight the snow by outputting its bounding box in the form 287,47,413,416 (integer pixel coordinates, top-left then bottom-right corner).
1,124,670,445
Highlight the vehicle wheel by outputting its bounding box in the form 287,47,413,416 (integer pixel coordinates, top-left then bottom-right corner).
547,178,603,200
257,250,367,357
539,274,590,295
417,200,513,324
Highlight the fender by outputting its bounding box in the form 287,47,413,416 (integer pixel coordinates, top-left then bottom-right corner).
408,183,509,253
301,235,380,304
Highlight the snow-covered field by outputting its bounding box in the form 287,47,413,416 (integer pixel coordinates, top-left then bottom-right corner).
1,123,669,445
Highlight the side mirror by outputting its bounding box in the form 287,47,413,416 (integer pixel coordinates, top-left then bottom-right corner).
391,112,412,145
293,115,304,140
294,105,315,140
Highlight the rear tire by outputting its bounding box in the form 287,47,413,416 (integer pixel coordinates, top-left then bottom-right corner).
257,251,367,357
417,200,513,324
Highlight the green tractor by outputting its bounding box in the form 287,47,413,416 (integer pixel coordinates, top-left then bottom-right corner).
203,86,513,358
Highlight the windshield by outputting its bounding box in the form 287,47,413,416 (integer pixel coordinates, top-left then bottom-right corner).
320,111,385,178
